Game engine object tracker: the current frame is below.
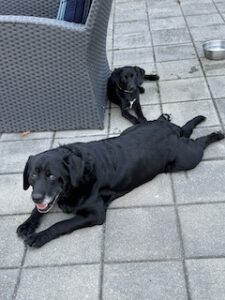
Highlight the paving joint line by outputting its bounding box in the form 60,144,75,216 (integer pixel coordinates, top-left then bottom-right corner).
104,257,181,265
99,223,106,300
2,200,225,218
170,173,192,300
2,254,225,272
12,246,27,300
145,0,163,114
211,0,225,23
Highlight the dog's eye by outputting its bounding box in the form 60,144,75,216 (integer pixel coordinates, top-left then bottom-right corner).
130,74,134,78
49,174,56,181
31,174,37,179
125,75,128,79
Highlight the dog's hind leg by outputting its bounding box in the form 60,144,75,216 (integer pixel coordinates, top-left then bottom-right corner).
181,115,206,138
195,131,225,149
167,132,224,173
138,86,145,94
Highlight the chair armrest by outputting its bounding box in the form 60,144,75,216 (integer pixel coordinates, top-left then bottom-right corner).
0,0,60,18
0,15,86,32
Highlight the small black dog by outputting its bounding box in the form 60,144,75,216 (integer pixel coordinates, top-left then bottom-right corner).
17,114,224,248
107,66,159,124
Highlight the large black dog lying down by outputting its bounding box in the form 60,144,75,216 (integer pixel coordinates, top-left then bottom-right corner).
17,114,224,248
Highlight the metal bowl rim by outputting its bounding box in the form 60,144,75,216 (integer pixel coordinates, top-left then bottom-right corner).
202,40,225,51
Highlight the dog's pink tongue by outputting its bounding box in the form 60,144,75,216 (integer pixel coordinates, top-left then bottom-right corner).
36,203,48,210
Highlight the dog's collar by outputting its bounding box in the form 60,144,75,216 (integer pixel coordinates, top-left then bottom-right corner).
129,98,136,109
116,82,134,94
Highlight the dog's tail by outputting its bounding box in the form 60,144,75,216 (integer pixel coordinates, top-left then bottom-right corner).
144,74,159,81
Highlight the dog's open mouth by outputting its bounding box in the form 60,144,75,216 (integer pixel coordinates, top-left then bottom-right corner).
36,194,60,214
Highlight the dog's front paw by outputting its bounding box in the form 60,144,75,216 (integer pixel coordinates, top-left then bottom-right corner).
25,232,49,248
17,222,35,239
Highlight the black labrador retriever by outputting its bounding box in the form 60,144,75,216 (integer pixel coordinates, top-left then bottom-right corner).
17,114,224,248
107,66,159,124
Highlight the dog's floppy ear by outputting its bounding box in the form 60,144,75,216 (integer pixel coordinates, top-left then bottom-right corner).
64,155,85,188
134,66,145,85
64,153,96,188
23,155,33,190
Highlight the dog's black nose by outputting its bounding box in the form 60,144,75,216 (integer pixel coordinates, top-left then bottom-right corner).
32,193,44,202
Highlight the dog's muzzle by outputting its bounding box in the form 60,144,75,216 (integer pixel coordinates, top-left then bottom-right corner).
36,193,60,213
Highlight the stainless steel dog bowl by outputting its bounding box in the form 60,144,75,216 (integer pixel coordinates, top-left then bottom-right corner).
203,40,225,60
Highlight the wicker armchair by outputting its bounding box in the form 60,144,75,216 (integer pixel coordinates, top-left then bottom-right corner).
0,0,112,132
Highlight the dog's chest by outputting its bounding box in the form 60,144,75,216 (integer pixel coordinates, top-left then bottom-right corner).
122,95,137,110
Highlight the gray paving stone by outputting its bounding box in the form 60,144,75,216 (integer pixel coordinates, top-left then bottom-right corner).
55,110,109,138
107,34,113,50
179,203,225,257
0,215,25,267
53,135,107,148
162,100,220,127
0,174,34,215
208,76,225,98
16,265,100,300
150,16,186,31
148,5,182,18
1,131,53,142
107,50,113,68
189,126,225,159
173,161,225,204
157,59,203,80
154,43,197,62
109,105,161,134
194,41,205,58
152,28,191,46
147,0,180,6
200,57,225,76
110,174,173,208
116,1,146,11
215,0,225,13
180,0,213,3
114,32,151,50
0,139,51,174
181,2,217,15
139,81,160,105
0,269,19,300
186,258,225,300
113,47,154,65
216,98,225,124
190,24,225,42
186,14,224,27
24,213,103,266
118,0,145,2
159,78,210,103
104,207,181,261
115,8,147,23
103,261,187,300
114,21,149,35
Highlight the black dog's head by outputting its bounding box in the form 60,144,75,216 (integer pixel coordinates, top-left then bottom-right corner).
23,148,94,213
112,66,145,92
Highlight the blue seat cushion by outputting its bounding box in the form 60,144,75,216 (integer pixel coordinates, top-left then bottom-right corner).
63,0,92,24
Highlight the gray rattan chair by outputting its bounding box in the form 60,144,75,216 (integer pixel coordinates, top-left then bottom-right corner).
0,0,112,132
